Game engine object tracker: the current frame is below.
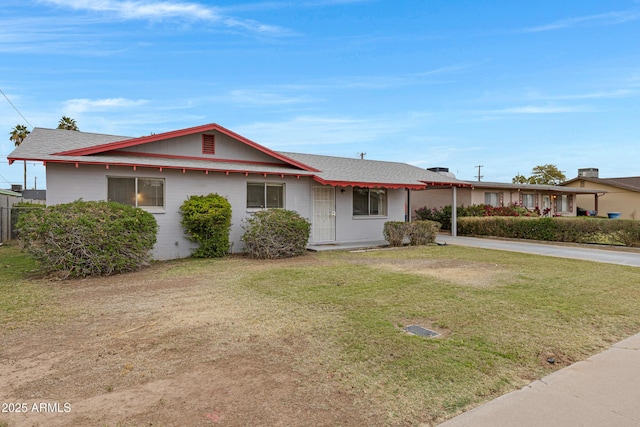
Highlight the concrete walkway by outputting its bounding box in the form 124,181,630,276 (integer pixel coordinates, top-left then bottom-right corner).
434,235,640,426
438,333,640,426
437,235,640,267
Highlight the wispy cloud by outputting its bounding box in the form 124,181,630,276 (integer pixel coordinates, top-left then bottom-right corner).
526,89,638,101
523,10,640,32
477,105,597,118
226,90,316,106
64,97,149,114
40,0,291,35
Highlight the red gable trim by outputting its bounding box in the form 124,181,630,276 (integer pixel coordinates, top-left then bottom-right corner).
53,123,320,172
111,150,292,168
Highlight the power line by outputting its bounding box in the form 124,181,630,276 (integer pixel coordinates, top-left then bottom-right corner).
0,87,33,128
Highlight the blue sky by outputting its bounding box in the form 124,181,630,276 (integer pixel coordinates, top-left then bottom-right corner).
1,0,639,189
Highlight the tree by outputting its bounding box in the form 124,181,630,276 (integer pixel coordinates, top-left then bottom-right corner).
9,124,30,189
57,116,79,131
513,164,566,185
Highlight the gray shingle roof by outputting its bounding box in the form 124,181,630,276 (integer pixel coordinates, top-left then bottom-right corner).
278,152,466,188
8,127,466,188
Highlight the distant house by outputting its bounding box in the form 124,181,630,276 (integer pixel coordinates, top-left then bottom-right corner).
411,169,602,218
562,168,640,219
8,123,468,259
0,189,45,242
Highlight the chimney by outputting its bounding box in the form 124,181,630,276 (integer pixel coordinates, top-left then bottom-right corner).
578,168,599,178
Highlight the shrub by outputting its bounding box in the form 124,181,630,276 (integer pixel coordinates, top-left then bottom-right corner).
180,193,232,258
457,216,640,247
10,202,45,239
408,220,442,245
242,209,311,259
383,220,441,247
16,200,158,278
383,221,410,247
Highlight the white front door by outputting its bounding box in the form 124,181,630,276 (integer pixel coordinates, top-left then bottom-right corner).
313,187,336,242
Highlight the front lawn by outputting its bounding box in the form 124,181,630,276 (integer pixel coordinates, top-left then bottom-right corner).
1,244,639,426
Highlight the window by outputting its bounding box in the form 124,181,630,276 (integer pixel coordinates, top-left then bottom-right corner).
484,192,500,207
522,194,535,209
247,183,284,209
353,187,387,216
108,177,164,209
556,194,570,212
202,134,215,154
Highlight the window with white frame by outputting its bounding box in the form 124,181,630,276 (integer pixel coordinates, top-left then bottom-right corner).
484,192,500,207
522,193,535,209
353,187,388,216
247,183,284,209
107,177,164,208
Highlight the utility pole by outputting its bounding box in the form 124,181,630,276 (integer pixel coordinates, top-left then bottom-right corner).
475,165,484,182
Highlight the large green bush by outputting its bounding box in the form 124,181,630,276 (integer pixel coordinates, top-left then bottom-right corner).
180,193,232,258
457,216,640,247
242,209,311,259
16,200,158,278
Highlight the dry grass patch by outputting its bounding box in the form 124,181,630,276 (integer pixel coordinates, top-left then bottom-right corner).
2,245,640,426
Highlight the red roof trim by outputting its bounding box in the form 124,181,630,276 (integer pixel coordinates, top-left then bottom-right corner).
52,123,320,172
22,158,317,177
314,177,426,190
110,150,292,167
421,181,473,188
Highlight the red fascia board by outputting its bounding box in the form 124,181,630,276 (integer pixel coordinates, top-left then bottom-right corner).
53,123,320,172
314,177,426,190
26,158,316,178
110,150,292,168
422,181,473,188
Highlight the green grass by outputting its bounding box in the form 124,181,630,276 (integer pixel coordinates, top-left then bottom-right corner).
3,243,640,425
237,246,640,423
0,244,63,327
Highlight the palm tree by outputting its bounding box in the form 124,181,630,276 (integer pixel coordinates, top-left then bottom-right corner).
9,124,30,189
57,116,79,131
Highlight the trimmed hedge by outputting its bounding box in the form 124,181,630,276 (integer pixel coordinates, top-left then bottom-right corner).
180,193,232,258
242,209,311,259
383,220,441,247
457,216,640,247
16,200,158,278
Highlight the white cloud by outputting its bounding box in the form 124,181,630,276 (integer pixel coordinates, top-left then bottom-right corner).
523,10,640,32
481,105,596,115
64,97,149,114
40,0,290,35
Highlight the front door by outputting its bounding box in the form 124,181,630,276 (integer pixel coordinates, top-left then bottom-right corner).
312,187,336,242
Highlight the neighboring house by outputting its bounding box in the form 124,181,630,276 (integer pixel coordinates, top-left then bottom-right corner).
562,168,640,219
411,173,602,217
0,188,45,242
8,123,467,260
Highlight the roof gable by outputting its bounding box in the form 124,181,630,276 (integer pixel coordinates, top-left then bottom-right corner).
562,176,640,193
54,123,318,172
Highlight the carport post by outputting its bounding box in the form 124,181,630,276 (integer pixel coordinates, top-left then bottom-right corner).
451,185,457,236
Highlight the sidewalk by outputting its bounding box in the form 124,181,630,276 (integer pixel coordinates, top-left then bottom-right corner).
436,235,640,426
437,235,640,267
438,333,640,426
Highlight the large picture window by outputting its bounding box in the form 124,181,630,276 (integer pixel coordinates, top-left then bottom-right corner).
108,177,164,209
353,187,387,216
247,183,284,209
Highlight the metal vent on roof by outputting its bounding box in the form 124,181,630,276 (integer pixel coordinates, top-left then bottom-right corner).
403,324,440,338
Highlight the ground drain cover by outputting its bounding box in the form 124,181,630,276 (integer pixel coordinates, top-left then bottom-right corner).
403,325,440,338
